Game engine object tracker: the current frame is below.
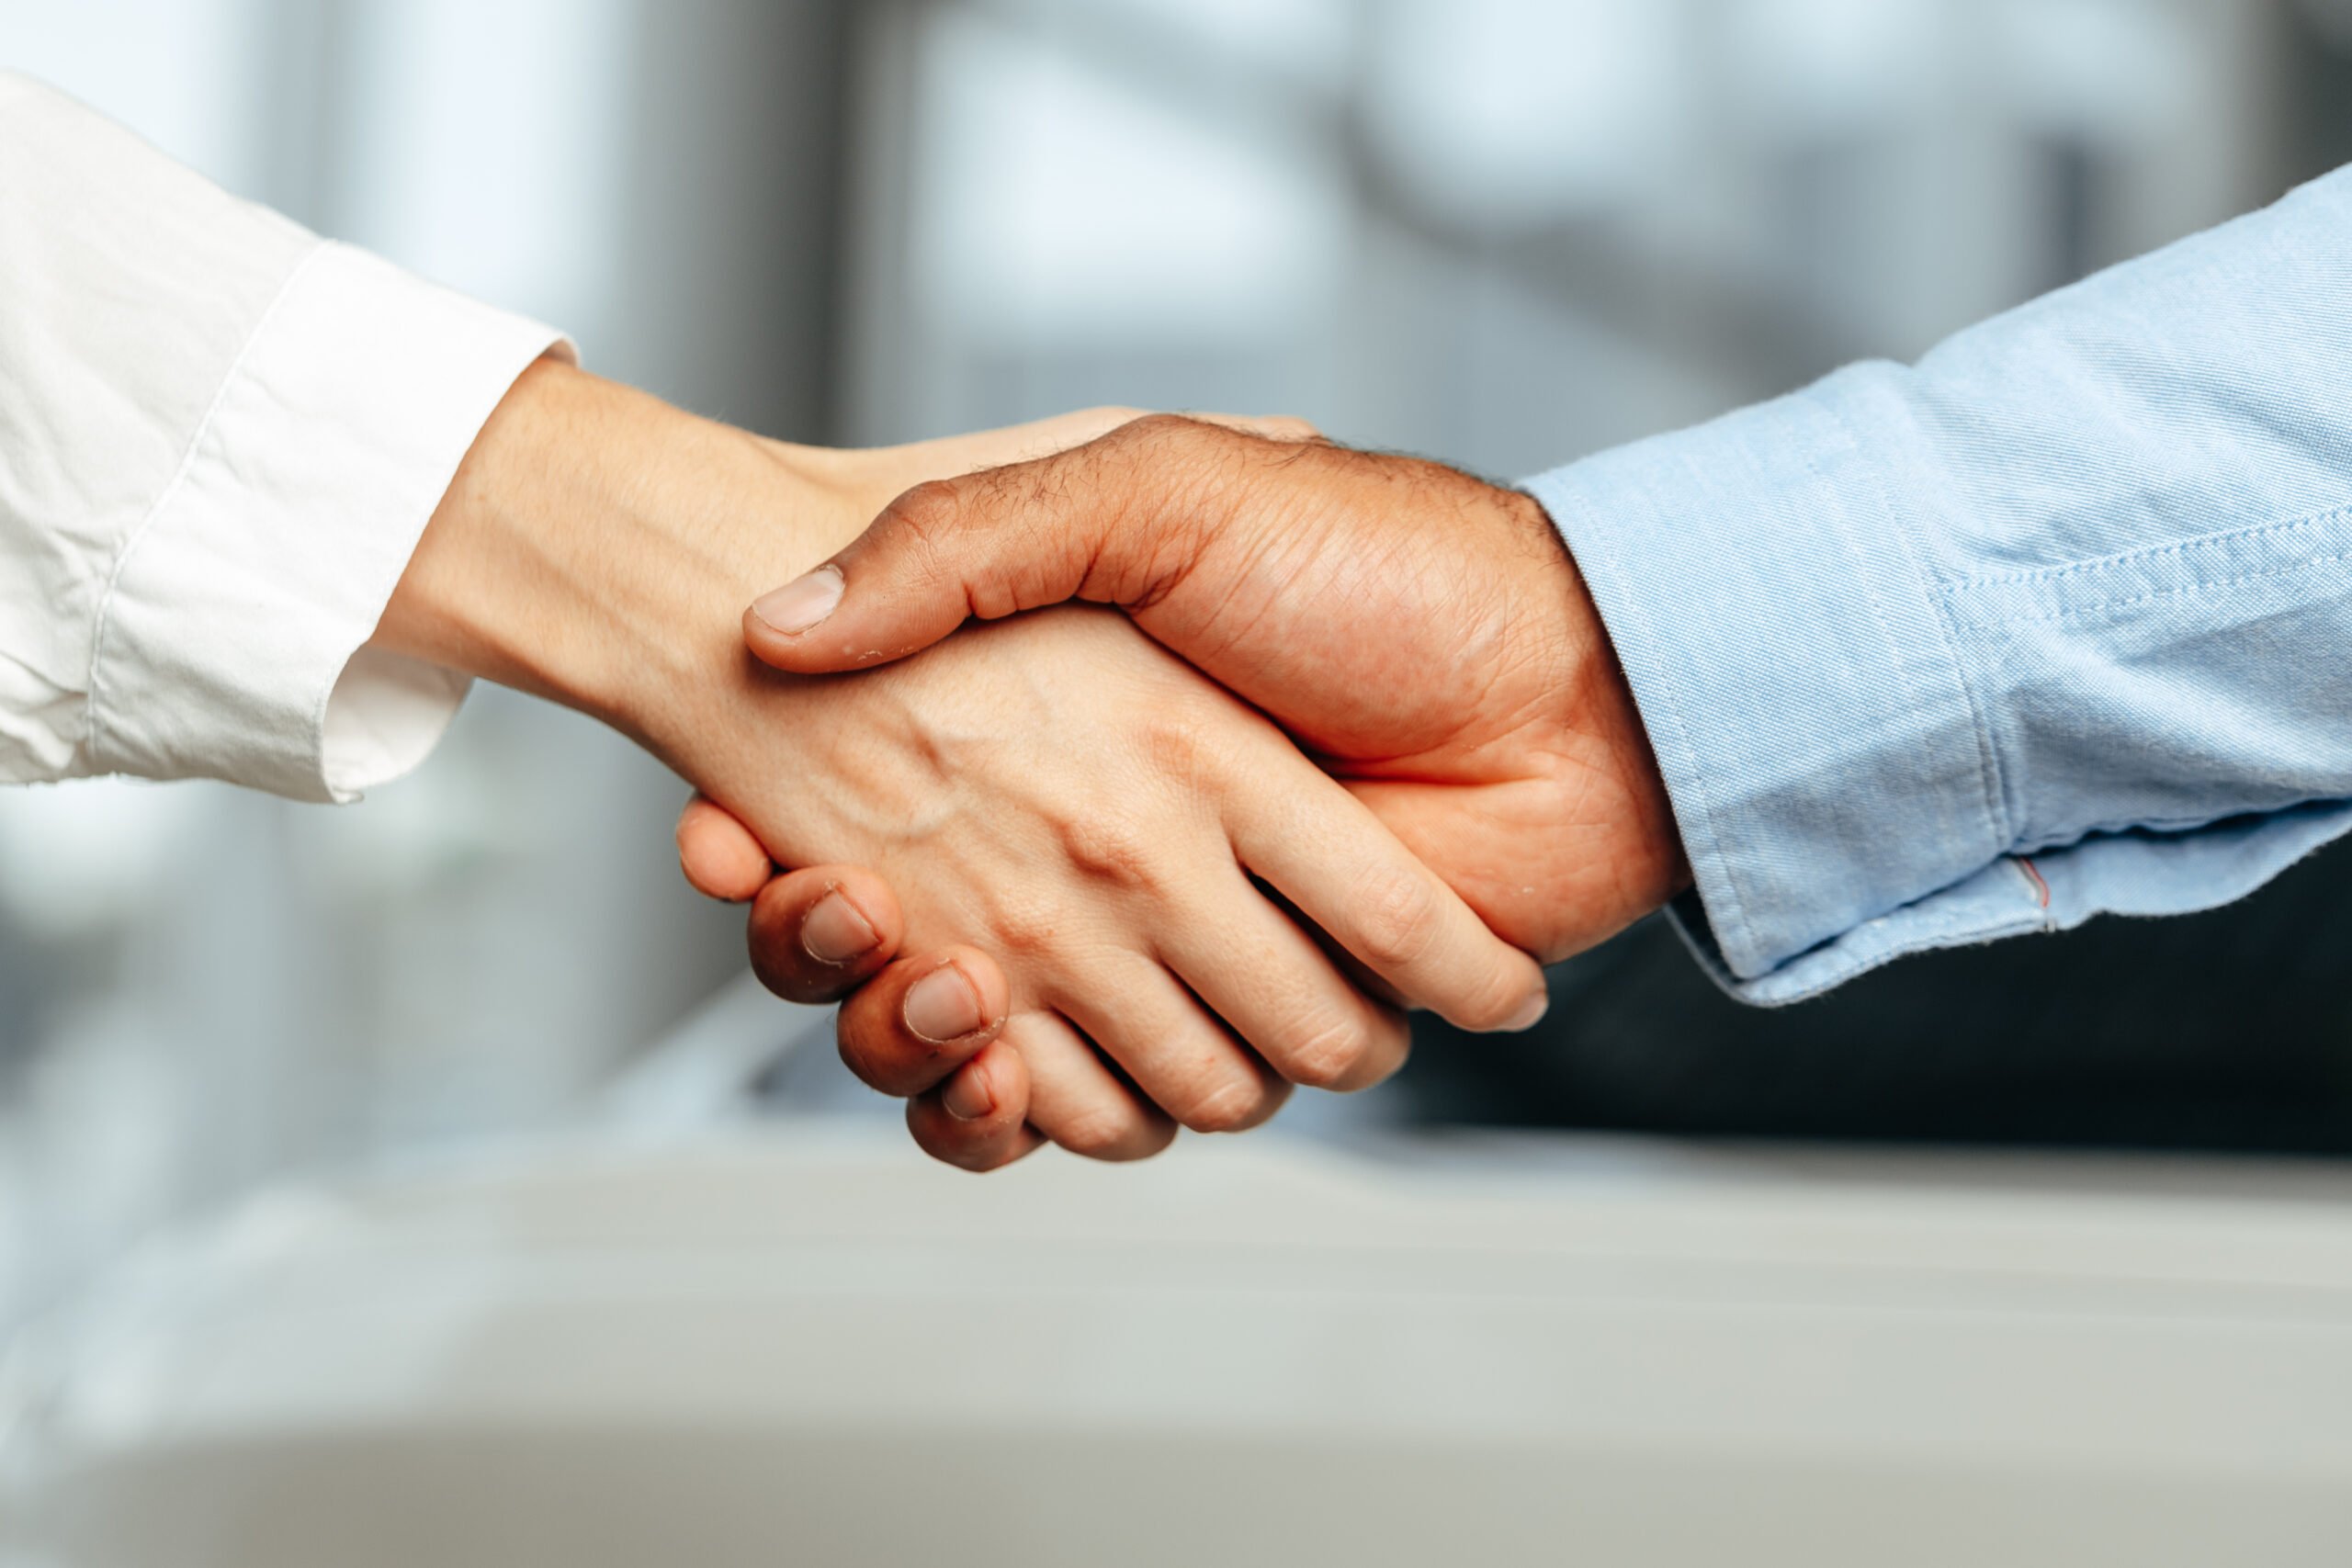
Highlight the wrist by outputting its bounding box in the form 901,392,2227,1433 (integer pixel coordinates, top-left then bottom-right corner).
1555,527,1692,899
1504,483,1693,925
376,360,856,750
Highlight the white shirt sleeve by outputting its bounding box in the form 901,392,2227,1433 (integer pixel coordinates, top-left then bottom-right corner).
0,73,569,804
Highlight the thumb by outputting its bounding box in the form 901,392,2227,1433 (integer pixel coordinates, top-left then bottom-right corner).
742,414,1242,675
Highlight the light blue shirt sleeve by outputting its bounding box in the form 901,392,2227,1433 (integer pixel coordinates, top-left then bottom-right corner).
1521,164,2352,1006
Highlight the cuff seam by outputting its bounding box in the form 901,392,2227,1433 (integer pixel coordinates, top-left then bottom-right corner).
1812,391,2012,853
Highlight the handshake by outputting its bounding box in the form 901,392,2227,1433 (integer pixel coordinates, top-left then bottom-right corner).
379,362,1689,1170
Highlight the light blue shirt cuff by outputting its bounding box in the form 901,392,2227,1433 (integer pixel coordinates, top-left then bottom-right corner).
1523,382,2008,1002
1525,380,2352,1005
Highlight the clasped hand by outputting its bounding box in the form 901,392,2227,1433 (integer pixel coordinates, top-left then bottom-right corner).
673,412,1689,1171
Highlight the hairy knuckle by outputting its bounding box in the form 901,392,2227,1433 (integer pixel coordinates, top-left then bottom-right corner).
879,479,969,584
885,477,963,529
1118,411,1221,458
1118,411,1189,442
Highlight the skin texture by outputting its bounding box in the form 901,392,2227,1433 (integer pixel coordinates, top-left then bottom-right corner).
371,367,1545,1167
684,415,1691,1170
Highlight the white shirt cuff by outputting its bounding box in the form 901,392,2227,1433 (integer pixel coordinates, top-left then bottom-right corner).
85,240,569,803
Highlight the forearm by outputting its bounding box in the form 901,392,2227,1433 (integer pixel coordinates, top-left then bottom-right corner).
373,359,858,759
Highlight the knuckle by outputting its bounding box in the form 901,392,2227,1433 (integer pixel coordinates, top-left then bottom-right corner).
1136,710,1218,788
1117,410,1187,439
1119,411,1213,452
1173,1075,1274,1135
1455,969,1534,1032
989,917,1057,960
878,479,969,580
883,477,964,528
1353,871,1443,974
1056,1107,1168,1162
1278,1012,1379,1092
1053,811,1166,897
973,886,1062,958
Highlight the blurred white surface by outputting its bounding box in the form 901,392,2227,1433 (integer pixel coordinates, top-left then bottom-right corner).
5,1130,2348,1565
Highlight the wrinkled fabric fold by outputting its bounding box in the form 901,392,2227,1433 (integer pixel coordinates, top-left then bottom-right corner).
2,73,564,803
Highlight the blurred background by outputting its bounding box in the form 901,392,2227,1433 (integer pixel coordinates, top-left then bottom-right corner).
6,0,2352,1326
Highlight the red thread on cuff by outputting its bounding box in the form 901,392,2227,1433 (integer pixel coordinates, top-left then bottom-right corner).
2016,856,2051,909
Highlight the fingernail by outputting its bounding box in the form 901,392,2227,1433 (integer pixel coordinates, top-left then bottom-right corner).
942,1062,994,1122
751,564,843,635
800,890,878,964
904,963,984,1043
1503,990,1550,1032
